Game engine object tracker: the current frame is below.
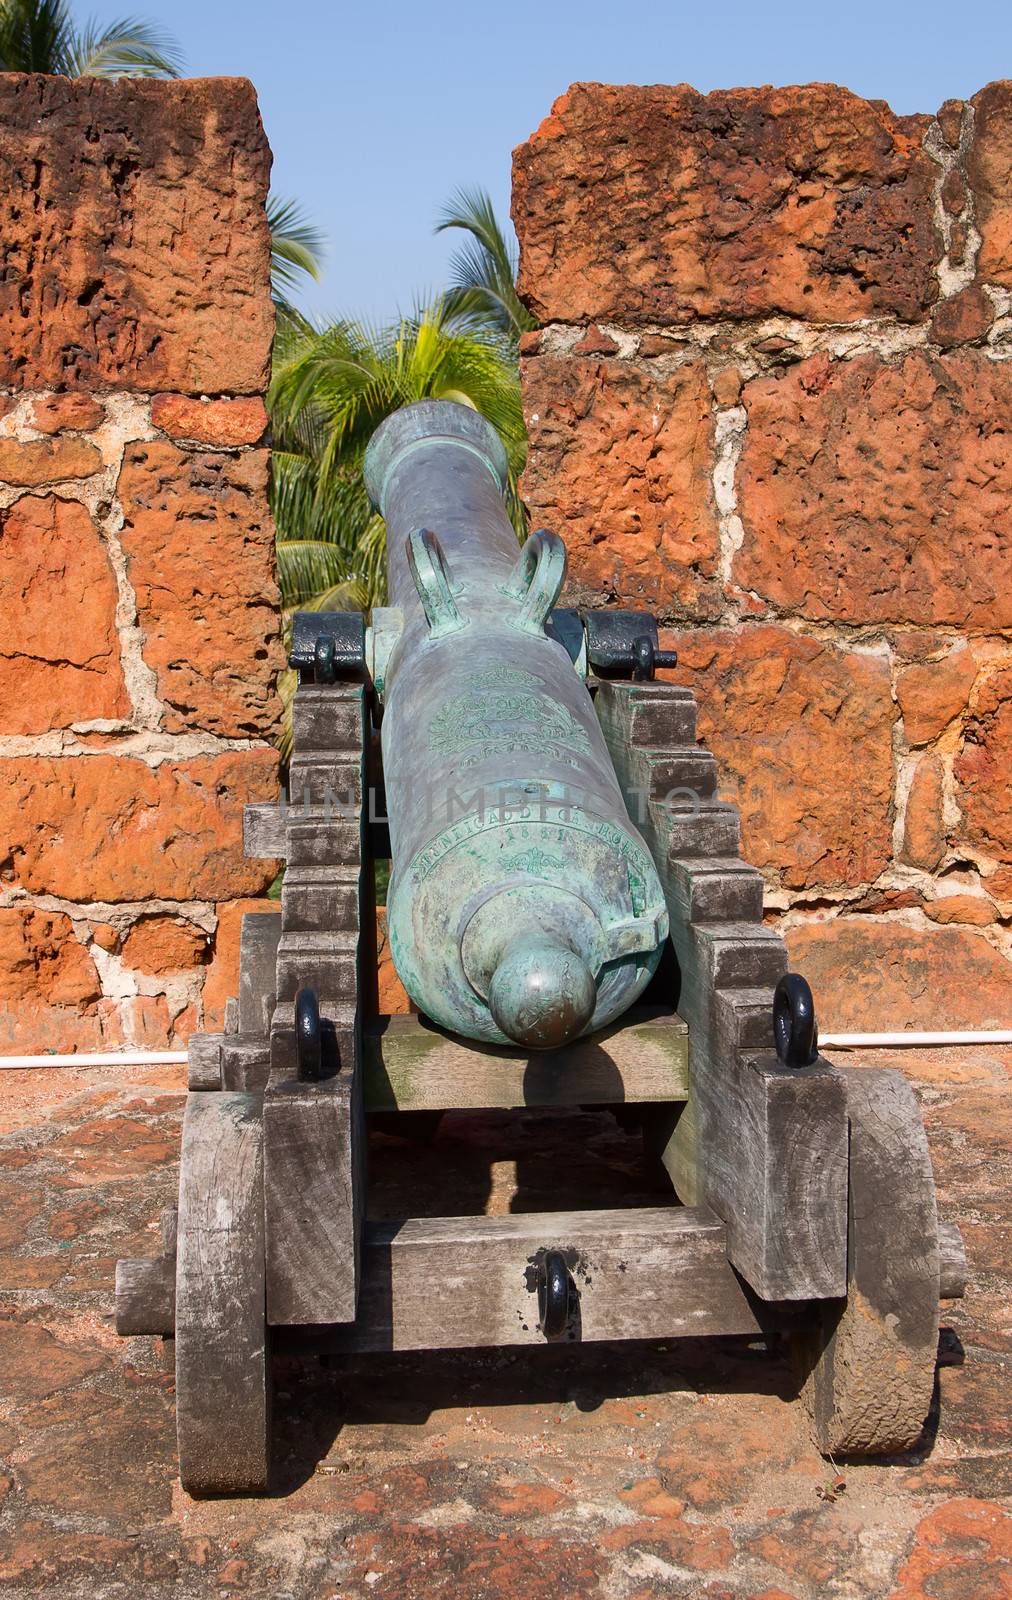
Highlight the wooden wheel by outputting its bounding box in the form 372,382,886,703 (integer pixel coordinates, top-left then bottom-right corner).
175,1091,271,1494
797,1067,941,1457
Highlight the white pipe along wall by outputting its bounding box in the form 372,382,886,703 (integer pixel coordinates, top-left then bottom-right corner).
1,1031,1011,1068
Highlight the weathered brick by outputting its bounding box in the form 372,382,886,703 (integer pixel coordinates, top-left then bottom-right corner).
937,97,966,148
0,750,278,901
117,442,282,736
949,216,971,265
940,167,967,215
347,1524,606,1600
14,1393,175,1518
377,906,412,1015
0,436,101,484
0,1525,144,1587
711,367,744,406
637,333,683,359
969,81,1012,287
930,284,992,347
0,495,127,733
522,354,720,619
0,1183,42,1251
171,1001,197,1044
656,1408,798,1511
572,326,619,356
118,994,175,1049
902,754,946,870
151,393,268,446
0,1320,108,1399
985,864,1012,899
663,626,893,889
0,74,272,393
744,1511,857,1591
787,919,1012,1029
850,886,922,914
29,393,105,433
0,1001,121,1054
201,897,277,1029
954,662,1012,862
924,893,996,925
0,908,100,1007
896,645,978,745
119,915,208,973
735,352,1012,628
890,1500,1012,1599
513,83,938,325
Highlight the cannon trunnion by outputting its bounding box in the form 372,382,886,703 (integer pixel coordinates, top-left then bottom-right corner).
116,402,965,1494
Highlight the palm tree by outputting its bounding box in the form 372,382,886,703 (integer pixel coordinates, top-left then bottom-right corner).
436,186,537,351
0,0,183,75
268,192,533,634
270,298,527,620
269,190,532,632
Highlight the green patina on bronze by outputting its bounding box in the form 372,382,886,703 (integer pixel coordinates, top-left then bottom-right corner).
364,399,669,1050
427,667,592,765
406,805,659,889
501,847,566,875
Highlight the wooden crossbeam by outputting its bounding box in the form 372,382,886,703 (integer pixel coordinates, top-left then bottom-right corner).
361,1006,689,1112
290,1204,761,1350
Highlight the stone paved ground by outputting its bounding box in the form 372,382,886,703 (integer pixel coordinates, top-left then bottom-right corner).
0,1047,1008,1599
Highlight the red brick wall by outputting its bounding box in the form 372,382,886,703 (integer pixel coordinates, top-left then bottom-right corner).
514,81,1012,1030
0,76,282,1052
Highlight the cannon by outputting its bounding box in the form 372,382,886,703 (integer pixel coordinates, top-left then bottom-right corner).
117,400,966,1494
366,402,669,1048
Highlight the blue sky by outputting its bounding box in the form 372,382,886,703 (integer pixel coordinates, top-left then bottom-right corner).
88,0,1008,322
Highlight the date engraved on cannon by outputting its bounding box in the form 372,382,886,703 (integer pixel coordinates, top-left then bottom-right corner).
409,807,659,887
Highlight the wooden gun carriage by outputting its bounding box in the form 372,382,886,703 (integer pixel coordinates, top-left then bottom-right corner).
117,403,966,1494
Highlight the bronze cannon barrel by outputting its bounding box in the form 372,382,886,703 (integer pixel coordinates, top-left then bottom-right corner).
364,399,668,1049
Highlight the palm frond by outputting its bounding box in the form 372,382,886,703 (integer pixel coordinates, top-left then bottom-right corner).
270,450,328,541
435,186,536,346
277,540,360,607
436,186,516,277
275,664,298,765
66,14,183,76
297,578,372,614
0,0,74,71
271,302,526,467
267,192,324,312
